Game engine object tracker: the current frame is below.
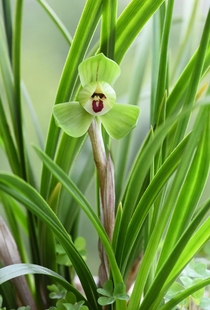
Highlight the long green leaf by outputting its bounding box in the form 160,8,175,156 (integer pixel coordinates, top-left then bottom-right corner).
48,135,85,196
34,146,123,286
100,0,117,59
0,97,20,175
171,0,200,82
115,105,193,266
0,174,100,310
166,44,210,116
37,0,72,45
115,0,165,63
150,4,165,120
172,10,210,145
121,133,190,275
35,144,128,310
12,0,26,179
2,0,13,61
158,112,210,268
128,105,210,310
115,26,151,203
139,199,210,310
0,193,28,264
0,18,16,132
0,263,87,305
153,0,174,124
159,277,210,310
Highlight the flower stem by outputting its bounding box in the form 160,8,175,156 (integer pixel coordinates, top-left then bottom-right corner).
88,119,115,284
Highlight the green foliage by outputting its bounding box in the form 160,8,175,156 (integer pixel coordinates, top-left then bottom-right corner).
0,295,30,310
97,280,129,306
165,259,210,309
56,237,86,267
48,290,88,310
0,1,210,310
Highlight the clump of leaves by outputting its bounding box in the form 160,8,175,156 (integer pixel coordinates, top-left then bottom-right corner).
166,259,210,309
0,295,30,310
97,280,129,306
48,284,67,300
48,288,88,310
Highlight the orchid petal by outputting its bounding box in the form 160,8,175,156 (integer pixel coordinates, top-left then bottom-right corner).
78,53,120,86
53,102,93,138
100,104,140,139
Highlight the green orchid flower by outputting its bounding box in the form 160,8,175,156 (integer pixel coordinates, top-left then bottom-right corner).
53,53,140,139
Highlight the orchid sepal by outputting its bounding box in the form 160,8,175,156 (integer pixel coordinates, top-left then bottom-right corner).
53,101,93,138
100,103,140,139
78,53,121,86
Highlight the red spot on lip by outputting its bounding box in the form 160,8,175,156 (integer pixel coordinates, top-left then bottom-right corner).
92,99,104,112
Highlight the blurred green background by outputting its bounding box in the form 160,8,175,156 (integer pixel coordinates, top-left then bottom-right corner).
0,0,209,274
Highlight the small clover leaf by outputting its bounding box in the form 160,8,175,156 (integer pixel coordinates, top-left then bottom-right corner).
48,284,66,299
97,296,116,306
53,53,140,140
56,292,88,310
47,288,88,310
97,280,129,306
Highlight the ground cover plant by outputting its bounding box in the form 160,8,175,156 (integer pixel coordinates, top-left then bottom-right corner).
0,0,210,309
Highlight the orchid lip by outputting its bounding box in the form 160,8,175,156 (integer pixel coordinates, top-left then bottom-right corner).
79,81,116,116
92,99,104,112
91,92,106,113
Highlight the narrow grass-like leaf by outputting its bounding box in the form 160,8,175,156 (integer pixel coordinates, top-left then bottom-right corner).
153,0,174,124
100,0,117,59
2,0,13,61
159,278,210,310
21,83,44,149
151,4,165,120
48,135,86,196
0,97,20,175
12,0,26,179
34,146,123,285
0,193,28,264
35,145,128,310
115,0,165,63
158,113,210,268
166,44,210,117
0,263,87,305
121,134,190,275
115,26,151,202
112,203,122,254
140,199,210,310
171,0,200,82
127,105,210,310
0,174,100,310
0,19,16,127
115,106,193,266
37,0,72,45
172,10,210,144
166,218,210,287
59,151,94,234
